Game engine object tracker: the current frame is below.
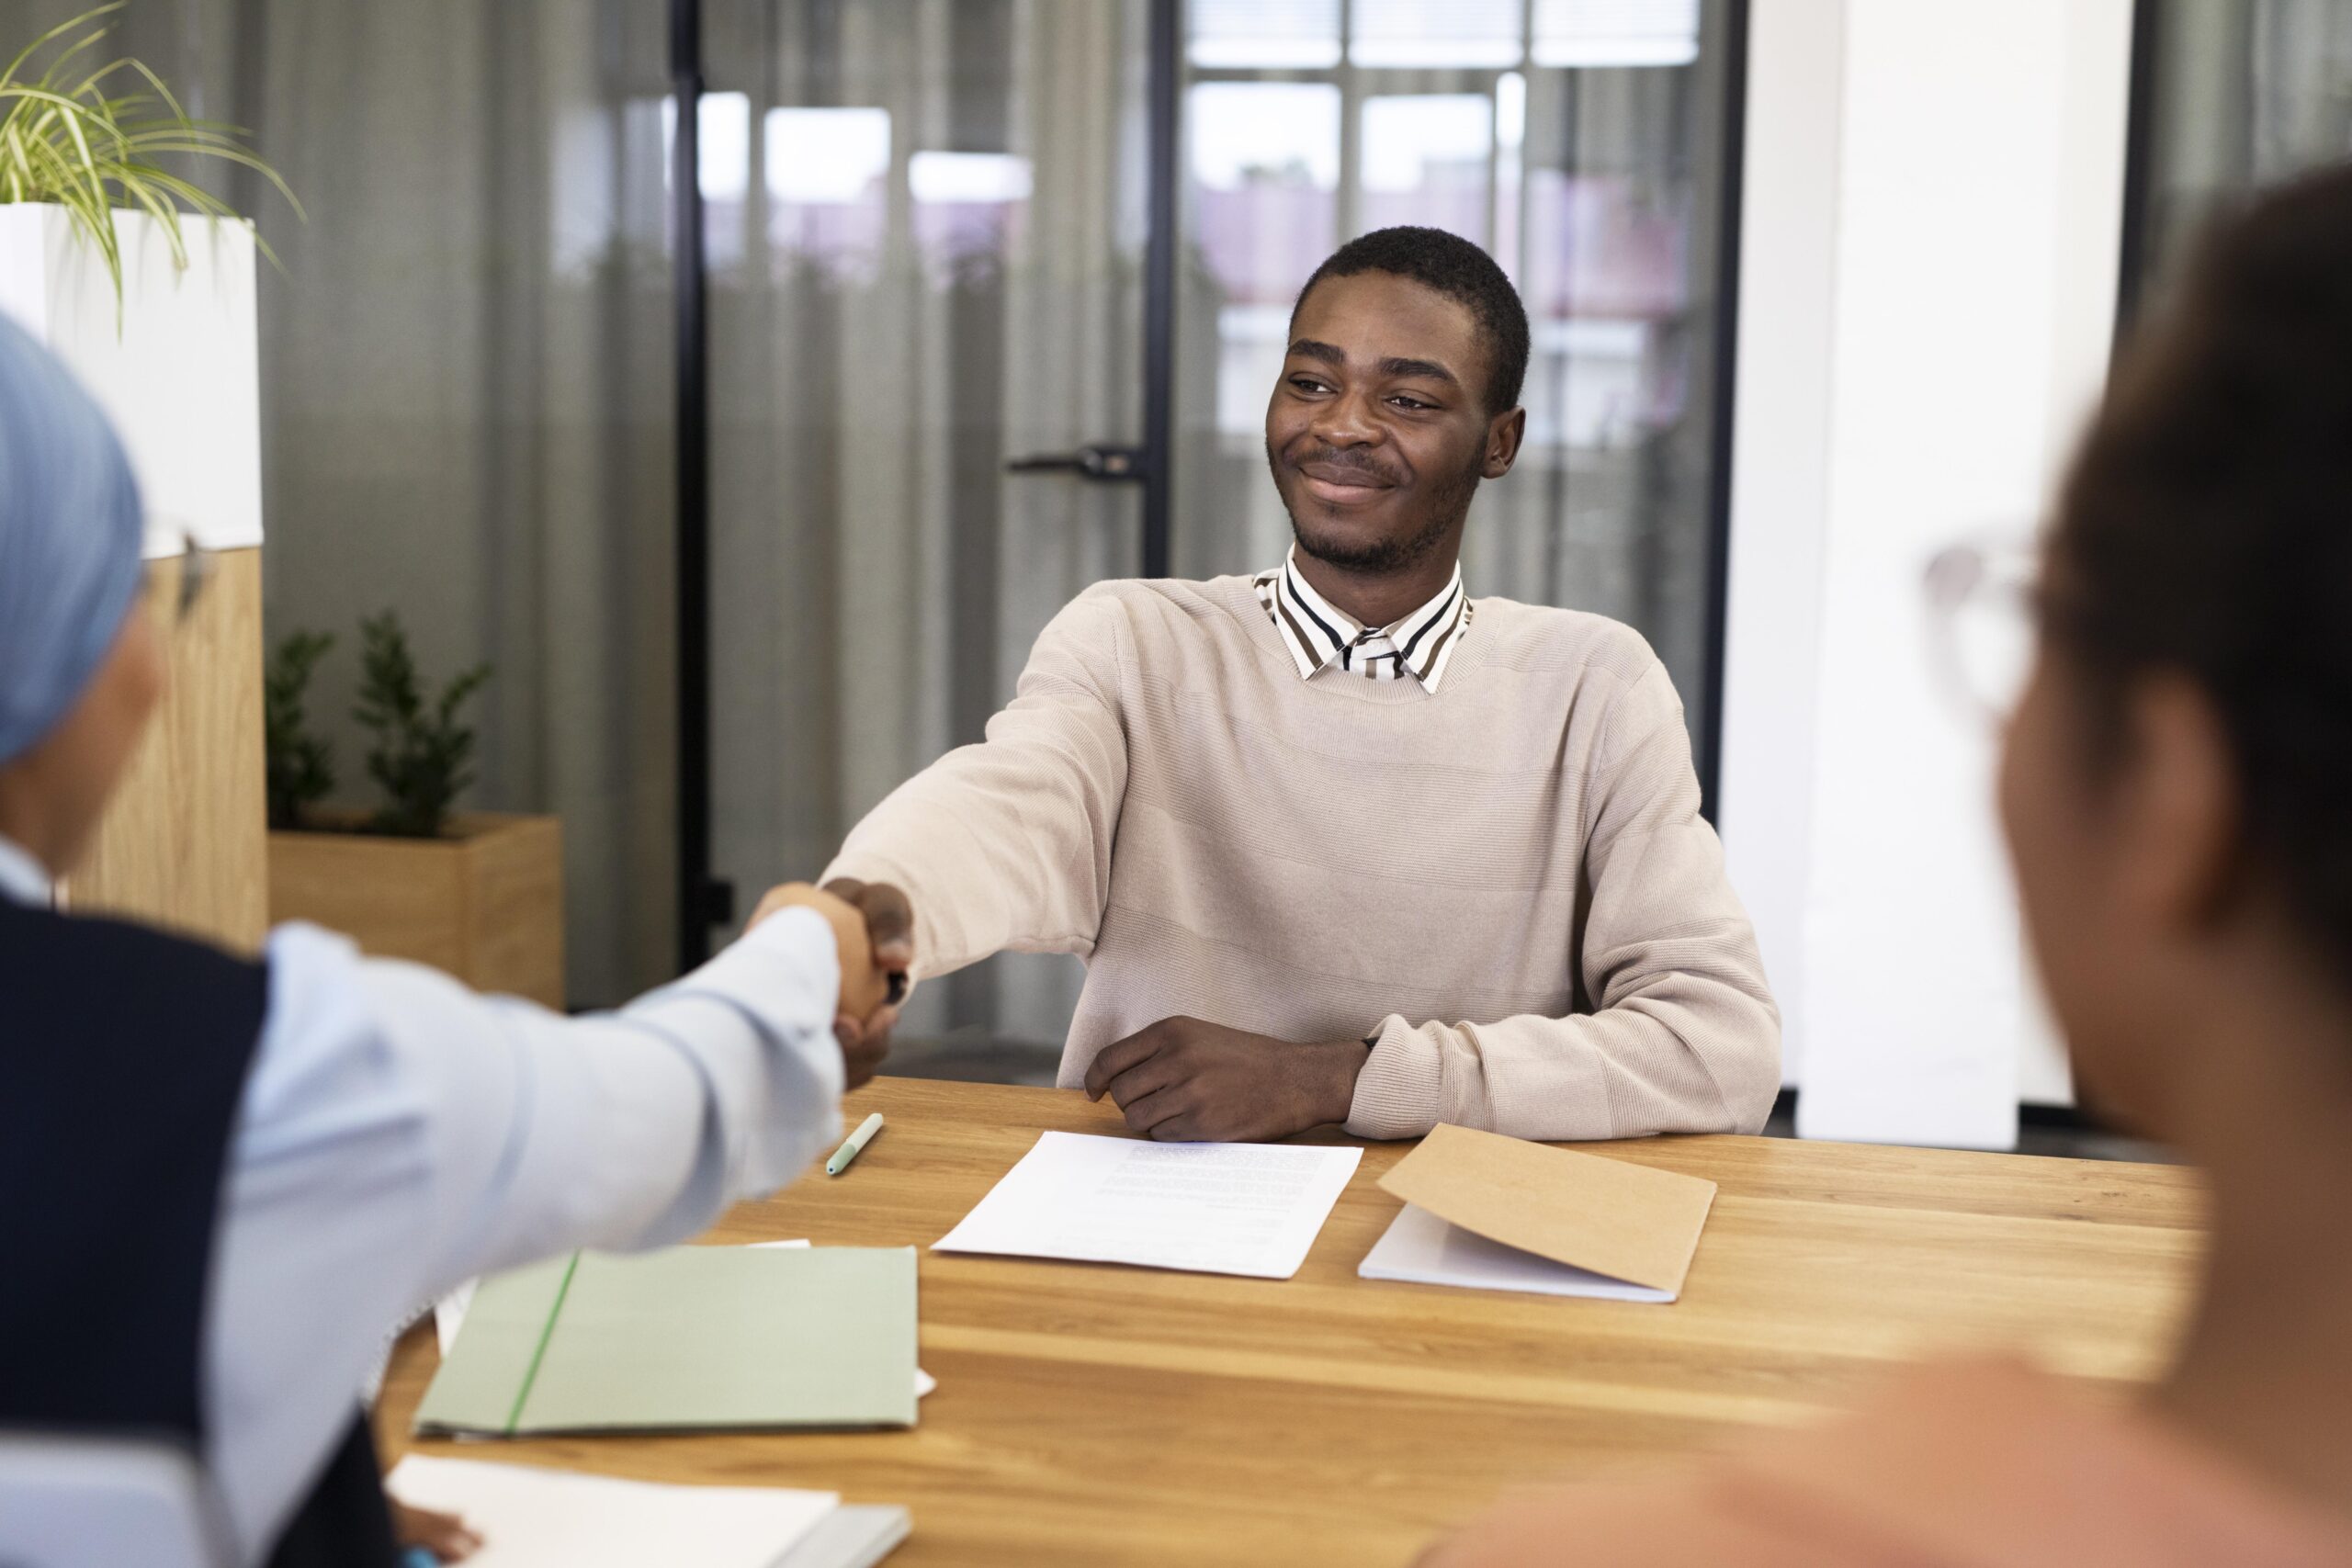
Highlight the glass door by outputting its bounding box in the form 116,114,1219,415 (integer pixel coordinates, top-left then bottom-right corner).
701,0,1152,1059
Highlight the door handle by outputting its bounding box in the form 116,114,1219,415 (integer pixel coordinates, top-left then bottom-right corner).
1005,444,1149,482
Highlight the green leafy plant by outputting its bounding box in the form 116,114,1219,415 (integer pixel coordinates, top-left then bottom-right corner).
353,611,491,840
0,4,301,314
263,628,335,830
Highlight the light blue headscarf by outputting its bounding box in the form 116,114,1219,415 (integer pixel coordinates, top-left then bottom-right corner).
0,312,144,764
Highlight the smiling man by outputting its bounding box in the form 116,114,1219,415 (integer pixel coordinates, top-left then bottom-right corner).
823,226,1780,1144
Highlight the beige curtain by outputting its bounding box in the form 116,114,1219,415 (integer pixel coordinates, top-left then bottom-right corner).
1,0,1153,1038
706,0,1150,1047
0,0,684,1005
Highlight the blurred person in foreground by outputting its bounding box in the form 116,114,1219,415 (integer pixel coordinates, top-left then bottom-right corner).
1426,165,2352,1565
0,312,910,1567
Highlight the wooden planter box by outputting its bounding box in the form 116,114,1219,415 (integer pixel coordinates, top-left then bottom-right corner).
269,812,565,1009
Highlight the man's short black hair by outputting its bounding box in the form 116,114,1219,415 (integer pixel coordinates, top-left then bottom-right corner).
1291,226,1531,416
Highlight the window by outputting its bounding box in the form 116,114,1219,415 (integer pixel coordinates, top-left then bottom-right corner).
1174,0,1743,790
2122,2,2352,321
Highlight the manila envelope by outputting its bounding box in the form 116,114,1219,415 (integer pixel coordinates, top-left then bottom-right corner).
1377,1123,1718,1296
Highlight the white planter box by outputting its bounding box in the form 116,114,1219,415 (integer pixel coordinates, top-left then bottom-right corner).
0,204,262,558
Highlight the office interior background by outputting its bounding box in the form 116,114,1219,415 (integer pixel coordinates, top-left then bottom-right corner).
17,0,2347,1151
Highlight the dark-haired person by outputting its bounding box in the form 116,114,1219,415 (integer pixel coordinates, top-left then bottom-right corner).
1426,166,2352,1566
0,309,910,1566
822,226,1780,1144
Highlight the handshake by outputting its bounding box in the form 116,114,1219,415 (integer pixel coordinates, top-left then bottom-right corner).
752,877,914,1090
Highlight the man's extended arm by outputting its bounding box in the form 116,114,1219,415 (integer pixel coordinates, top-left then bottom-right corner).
822,588,1133,979
1347,660,1781,1141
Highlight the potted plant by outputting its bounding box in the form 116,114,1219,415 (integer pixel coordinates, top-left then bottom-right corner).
266,613,567,1009
0,4,298,557
2,5,298,949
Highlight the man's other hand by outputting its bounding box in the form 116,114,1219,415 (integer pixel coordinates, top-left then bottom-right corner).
1083,1016,1368,1142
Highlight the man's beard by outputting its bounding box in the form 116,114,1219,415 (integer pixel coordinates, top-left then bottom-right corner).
1270,443,1483,575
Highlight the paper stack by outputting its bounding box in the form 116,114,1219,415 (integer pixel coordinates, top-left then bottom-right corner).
933,1131,1362,1280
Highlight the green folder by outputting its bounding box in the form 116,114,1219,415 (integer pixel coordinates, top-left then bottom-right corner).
414,1246,919,1437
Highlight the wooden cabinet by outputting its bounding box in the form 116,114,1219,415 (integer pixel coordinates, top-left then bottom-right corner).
62,547,267,953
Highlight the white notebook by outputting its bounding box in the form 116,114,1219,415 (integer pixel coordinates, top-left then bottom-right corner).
385,1457,838,1568
778,1505,912,1568
1358,1201,1676,1303
933,1131,1362,1280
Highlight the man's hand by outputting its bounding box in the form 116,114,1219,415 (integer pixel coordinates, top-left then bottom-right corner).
820,877,912,1086
820,877,914,983
750,879,914,1089
1083,1016,1368,1142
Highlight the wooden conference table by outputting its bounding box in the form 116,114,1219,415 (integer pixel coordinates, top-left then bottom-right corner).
376,1077,2209,1565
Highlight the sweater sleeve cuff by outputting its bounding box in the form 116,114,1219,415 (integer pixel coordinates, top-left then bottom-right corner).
1344,1014,1445,1139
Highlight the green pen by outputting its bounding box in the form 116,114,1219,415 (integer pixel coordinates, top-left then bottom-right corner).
826,1111,886,1176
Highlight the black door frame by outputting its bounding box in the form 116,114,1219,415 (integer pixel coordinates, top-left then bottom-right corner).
1140,0,1179,583
1693,0,1749,822
668,0,1746,968
2110,0,2161,343
670,0,717,970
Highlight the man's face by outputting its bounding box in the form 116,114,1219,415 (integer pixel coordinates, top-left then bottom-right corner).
1265,270,1522,575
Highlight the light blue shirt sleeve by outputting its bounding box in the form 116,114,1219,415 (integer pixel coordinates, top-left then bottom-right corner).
201,907,845,1566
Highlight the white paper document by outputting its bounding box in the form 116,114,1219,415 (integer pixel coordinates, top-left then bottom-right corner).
1358,1202,1676,1303
384,1456,836,1568
933,1131,1362,1280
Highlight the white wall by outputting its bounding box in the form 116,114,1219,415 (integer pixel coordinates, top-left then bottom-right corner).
1720,0,2133,1145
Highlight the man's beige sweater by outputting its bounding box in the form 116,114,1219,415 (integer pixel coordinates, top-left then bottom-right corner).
824,574,1781,1140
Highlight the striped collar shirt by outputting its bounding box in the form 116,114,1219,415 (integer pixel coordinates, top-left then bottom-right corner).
1252,549,1473,694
